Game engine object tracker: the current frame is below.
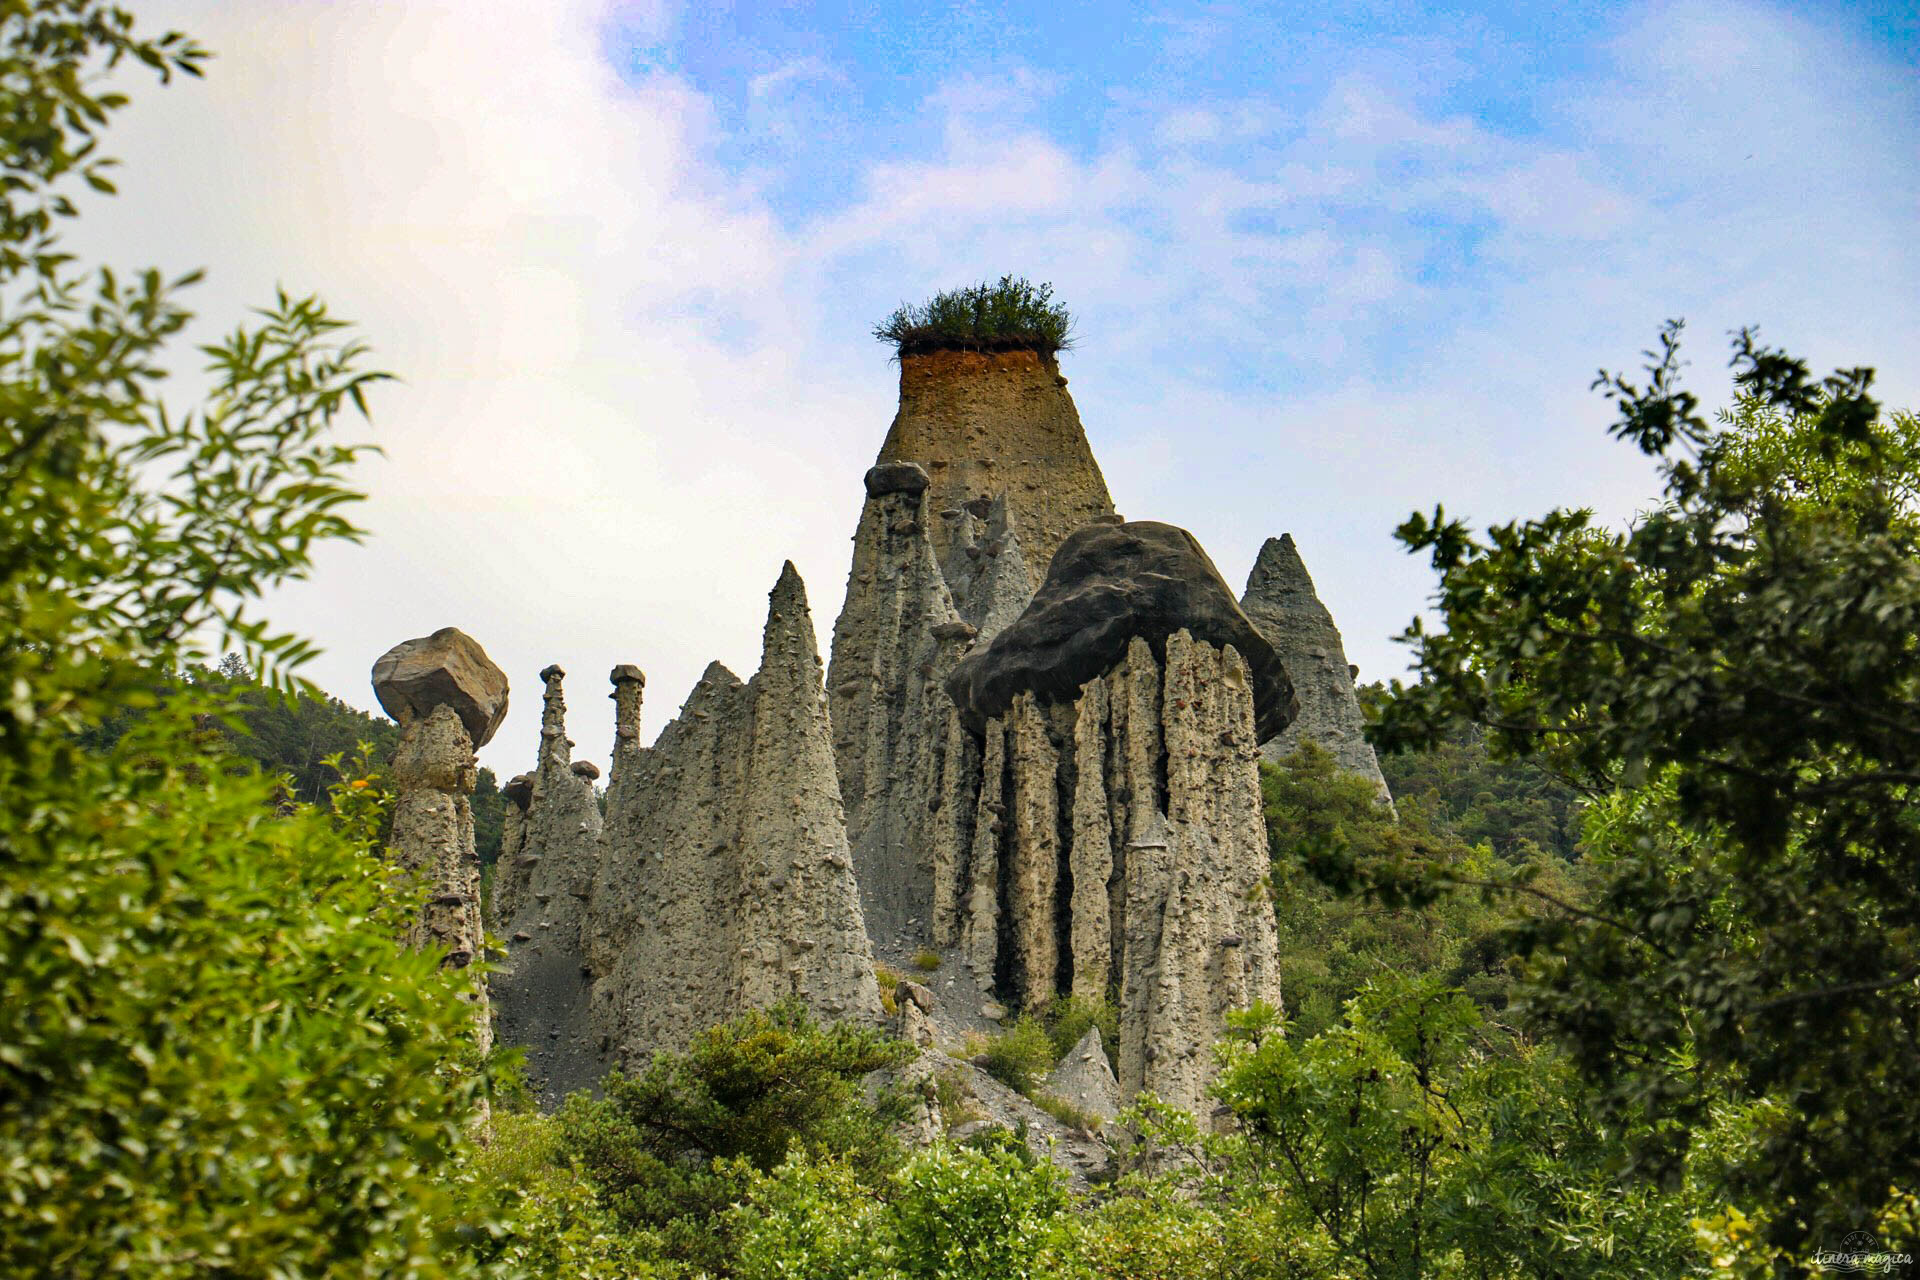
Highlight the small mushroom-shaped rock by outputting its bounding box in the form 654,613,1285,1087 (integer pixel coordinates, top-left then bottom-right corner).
502,773,534,807
865,461,931,498
570,759,601,781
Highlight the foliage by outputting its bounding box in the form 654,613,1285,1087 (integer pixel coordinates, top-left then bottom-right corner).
1375,321,1920,1252
972,1015,1058,1096
1261,744,1567,1035
1361,696,1584,861
0,4,510,1273
873,276,1074,357
559,1000,912,1272
733,1138,1073,1280
886,1135,1074,1280
71,655,514,861
0,707,495,1275
911,946,943,971
1038,994,1120,1061
461,1110,677,1279
1213,976,1703,1279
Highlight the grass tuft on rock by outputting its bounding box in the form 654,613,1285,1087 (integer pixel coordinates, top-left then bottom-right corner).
874,275,1074,357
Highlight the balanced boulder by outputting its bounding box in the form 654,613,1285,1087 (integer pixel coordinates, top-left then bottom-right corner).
372,627,510,748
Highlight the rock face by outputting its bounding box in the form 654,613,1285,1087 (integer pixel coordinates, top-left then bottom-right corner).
876,347,1115,586
827,463,980,945
375,634,504,1058
1241,534,1391,801
372,627,510,748
950,630,1282,1119
583,565,884,1070
488,664,605,1104
1043,1026,1122,1123
947,521,1296,743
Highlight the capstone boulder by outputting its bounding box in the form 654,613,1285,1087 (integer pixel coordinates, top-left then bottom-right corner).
372,626,510,748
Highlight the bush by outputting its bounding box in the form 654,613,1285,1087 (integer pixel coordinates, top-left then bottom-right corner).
873,276,1074,357
888,1138,1074,1280
974,1016,1058,1096
1040,995,1119,1060
559,1001,912,1272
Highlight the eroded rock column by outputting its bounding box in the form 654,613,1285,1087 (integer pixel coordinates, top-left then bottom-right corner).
373,627,510,1056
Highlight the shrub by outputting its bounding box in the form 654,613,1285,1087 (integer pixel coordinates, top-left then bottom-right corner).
911,947,944,972
888,1138,1074,1280
1040,994,1119,1060
974,1016,1058,1097
559,1001,912,1272
874,276,1074,357
1031,1092,1103,1133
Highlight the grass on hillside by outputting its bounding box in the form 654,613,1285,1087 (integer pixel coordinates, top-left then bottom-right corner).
874,275,1074,357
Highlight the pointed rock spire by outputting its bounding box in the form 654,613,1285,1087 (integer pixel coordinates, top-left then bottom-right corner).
489,662,606,1105
735,564,883,1018
1240,535,1391,802
579,569,880,1070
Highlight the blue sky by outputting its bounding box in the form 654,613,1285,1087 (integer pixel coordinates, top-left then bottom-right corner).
95,0,1920,768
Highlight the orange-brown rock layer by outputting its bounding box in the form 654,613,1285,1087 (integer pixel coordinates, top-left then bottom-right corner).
878,348,1116,586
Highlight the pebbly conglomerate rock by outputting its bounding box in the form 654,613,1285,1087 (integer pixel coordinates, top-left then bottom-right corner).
489,664,605,1104
1240,534,1391,802
946,520,1297,743
826,463,980,946
583,564,883,1071
951,630,1283,1119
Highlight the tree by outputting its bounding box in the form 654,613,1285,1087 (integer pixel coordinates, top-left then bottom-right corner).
1213,978,1703,1279
1261,743,1577,1035
1375,321,1920,1255
558,1001,912,1273
0,4,492,1273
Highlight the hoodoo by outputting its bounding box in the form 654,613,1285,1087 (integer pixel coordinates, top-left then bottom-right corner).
372,627,508,1055
488,664,604,1102
476,278,1386,1133
1240,533,1391,802
577,565,882,1079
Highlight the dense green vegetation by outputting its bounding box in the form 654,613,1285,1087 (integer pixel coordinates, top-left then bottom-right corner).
0,5,494,1272
75,655,514,860
1375,326,1920,1261
873,275,1074,357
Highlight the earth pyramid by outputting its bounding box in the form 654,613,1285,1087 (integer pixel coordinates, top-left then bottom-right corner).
468,285,1388,1122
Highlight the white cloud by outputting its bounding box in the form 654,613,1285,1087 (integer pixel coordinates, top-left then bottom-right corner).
78,0,1920,778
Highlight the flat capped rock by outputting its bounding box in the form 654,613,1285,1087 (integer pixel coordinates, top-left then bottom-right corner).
372,627,510,748
945,520,1295,740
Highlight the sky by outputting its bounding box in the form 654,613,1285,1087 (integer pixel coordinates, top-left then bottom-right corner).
81,0,1920,773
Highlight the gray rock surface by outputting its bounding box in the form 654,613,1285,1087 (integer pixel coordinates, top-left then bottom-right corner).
825,463,978,947
581,565,883,1068
954,631,1283,1120
489,664,605,1105
947,521,1297,743
1042,1026,1122,1123
372,626,510,748
386,699,490,1053
1241,534,1391,801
